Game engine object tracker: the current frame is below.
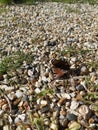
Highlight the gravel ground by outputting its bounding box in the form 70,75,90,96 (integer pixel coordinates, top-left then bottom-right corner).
0,3,98,130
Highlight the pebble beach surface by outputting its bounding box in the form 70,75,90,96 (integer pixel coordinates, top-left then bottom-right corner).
0,3,98,130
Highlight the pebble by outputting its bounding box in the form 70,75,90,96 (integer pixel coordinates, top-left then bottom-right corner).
70,100,79,110
40,100,48,107
76,84,85,91
68,121,81,130
50,123,58,130
3,125,9,130
59,118,68,127
47,41,57,46
18,114,26,121
34,88,41,93
66,113,77,121
15,90,23,98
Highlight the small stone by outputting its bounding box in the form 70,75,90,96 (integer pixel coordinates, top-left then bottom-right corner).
70,100,79,110
28,70,33,77
3,125,9,130
68,121,81,130
44,118,50,125
47,41,57,46
53,111,59,117
41,105,50,113
76,84,84,91
8,115,13,124
58,98,66,106
61,93,71,99
0,119,3,126
0,110,4,116
18,114,25,121
14,117,21,124
41,76,47,83
34,88,41,93
40,100,48,107
80,65,89,75
66,113,77,121
76,93,83,101
59,118,68,127
50,123,58,130
15,90,23,98
16,126,23,130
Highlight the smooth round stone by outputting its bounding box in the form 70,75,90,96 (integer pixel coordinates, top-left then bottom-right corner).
40,100,48,107
66,113,77,121
76,84,85,91
34,88,41,94
41,106,50,113
15,90,23,98
68,121,81,130
47,41,57,46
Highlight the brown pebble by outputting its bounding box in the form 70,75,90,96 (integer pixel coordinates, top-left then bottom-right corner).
76,93,83,101
58,98,66,106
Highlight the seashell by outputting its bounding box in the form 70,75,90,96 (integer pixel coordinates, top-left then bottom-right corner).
78,105,90,119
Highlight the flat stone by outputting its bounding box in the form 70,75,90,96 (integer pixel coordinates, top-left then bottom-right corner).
66,113,77,121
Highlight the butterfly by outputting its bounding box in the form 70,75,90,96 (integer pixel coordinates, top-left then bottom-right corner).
51,59,70,79
51,59,70,70
53,68,67,79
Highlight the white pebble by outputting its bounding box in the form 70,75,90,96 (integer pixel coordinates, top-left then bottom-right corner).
15,90,23,98
35,88,41,94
